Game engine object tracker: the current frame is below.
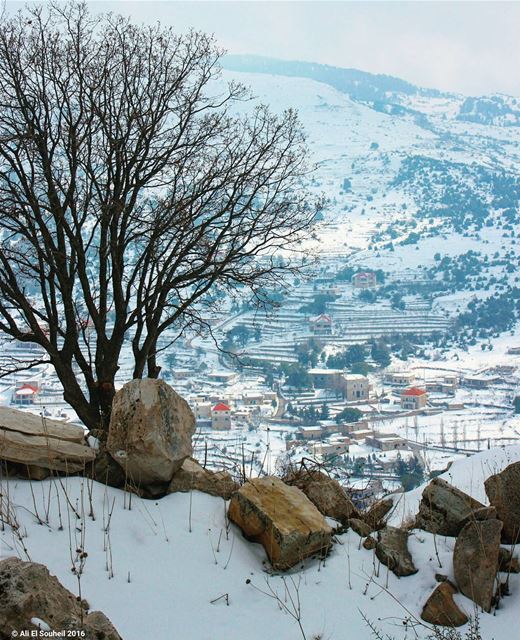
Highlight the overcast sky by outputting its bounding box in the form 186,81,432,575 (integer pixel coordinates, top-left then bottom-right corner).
12,1,520,96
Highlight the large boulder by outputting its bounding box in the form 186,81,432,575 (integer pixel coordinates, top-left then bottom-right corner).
485,462,520,543
168,457,238,500
107,378,195,486
415,477,495,537
283,468,359,524
453,519,502,612
228,477,332,570
421,581,468,627
0,557,121,639
376,526,417,577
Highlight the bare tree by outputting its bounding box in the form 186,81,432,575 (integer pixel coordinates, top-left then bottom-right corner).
0,2,319,436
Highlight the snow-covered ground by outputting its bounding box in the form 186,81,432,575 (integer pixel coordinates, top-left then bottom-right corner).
2,445,520,639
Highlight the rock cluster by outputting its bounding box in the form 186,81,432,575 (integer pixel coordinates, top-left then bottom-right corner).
413,466,520,622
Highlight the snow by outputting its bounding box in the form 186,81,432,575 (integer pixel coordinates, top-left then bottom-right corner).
2,445,520,639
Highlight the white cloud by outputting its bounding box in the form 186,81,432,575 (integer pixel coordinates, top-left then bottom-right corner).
43,1,520,96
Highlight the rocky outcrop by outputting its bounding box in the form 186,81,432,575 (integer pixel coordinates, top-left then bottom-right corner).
421,581,468,627
228,477,332,570
283,468,359,524
485,462,520,543
415,477,494,536
107,378,195,486
362,498,393,529
168,457,238,499
375,526,417,577
0,557,121,639
453,519,502,612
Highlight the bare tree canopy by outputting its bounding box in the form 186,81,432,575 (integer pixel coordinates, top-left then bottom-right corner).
0,2,318,434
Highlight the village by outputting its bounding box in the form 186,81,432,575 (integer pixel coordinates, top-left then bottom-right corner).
1,260,518,504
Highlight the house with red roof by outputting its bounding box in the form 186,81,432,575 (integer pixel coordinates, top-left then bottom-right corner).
12,382,40,405
352,271,377,289
400,387,428,411
309,313,333,336
211,402,231,430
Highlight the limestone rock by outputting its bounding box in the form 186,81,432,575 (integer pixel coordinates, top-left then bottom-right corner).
453,519,502,612
376,526,418,577
168,457,238,499
0,557,121,639
0,428,95,474
349,518,373,538
485,462,520,543
228,477,332,570
362,498,394,529
0,407,86,443
107,378,195,486
283,468,358,524
415,477,493,536
421,582,468,627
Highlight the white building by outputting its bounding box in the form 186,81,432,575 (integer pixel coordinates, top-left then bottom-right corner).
343,374,369,401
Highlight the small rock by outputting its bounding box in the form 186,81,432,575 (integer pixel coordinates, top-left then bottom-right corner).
284,468,359,524
498,547,520,574
228,477,332,570
485,462,520,544
349,518,373,538
362,498,393,529
168,457,238,499
363,536,376,550
453,519,502,612
415,477,493,536
376,526,417,577
421,582,468,627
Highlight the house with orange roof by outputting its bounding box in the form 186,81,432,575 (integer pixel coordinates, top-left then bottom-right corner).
400,387,428,411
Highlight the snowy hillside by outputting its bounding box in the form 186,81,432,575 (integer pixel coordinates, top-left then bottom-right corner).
220,62,520,362
2,445,520,640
